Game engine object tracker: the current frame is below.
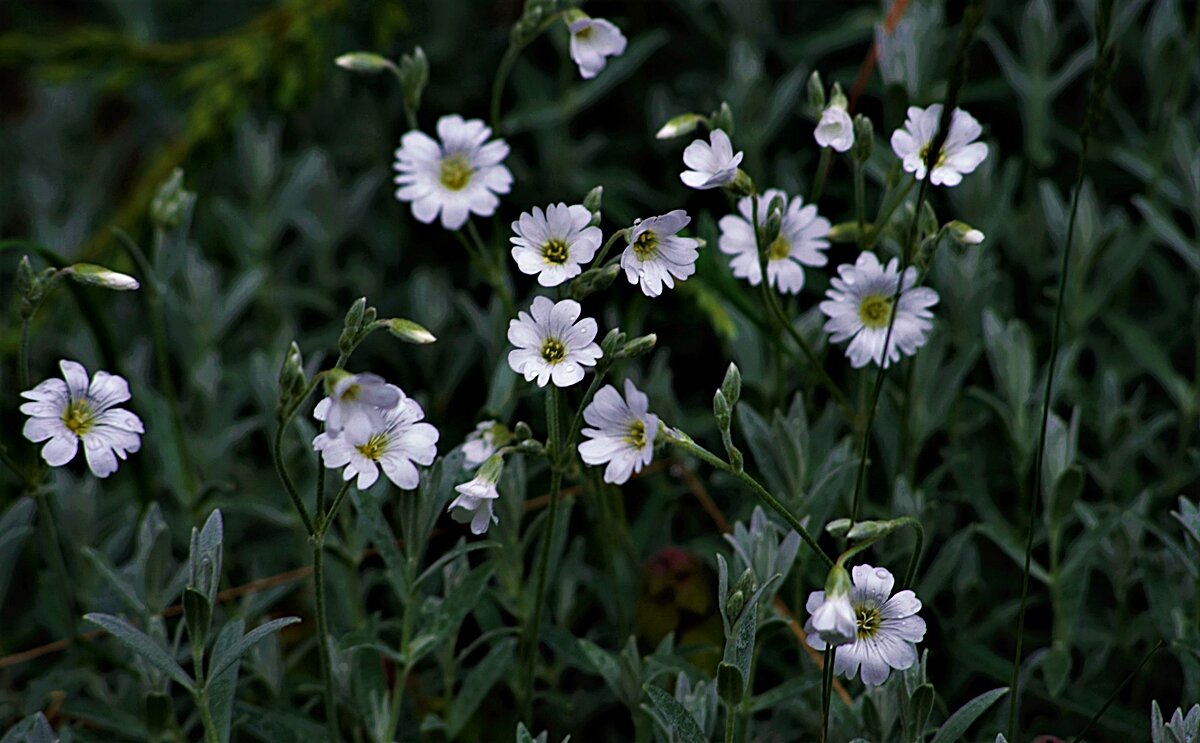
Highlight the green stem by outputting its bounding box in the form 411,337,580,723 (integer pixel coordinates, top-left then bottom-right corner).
271,424,317,536
323,480,354,531
196,690,221,743
312,538,339,740
819,646,834,743
853,160,866,250
593,228,629,267
565,366,610,451
489,43,524,130
724,703,735,743
18,316,33,390
667,432,833,569
862,176,917,250
810,149,832,204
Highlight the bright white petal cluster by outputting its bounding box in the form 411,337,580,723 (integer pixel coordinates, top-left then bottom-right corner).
814,106,854,152
313,384,438,490
20,360,143,478
819,252,938,368
620,210,700,297
890,104,988,187
394,114,513,230
718,188,830,294
805,564,926,686
568,16,627,79
510,203,601,287
321,373,400,443
449,456,502,535
507,297,602,388
680,130,743,190
463,420,501,467
578,380,658,485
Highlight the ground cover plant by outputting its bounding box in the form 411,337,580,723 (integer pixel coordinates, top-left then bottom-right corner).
1,0,1198,741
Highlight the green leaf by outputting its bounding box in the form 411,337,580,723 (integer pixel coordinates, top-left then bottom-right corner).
206,619,243,743
414,541,498,589
929,687,1009,743
81,547,147,617
1047,465,1083,527
642,684,707,743
0,713,58,743
84,613,194,692
207,616,301,681
183,587,212,650
1105,313,1192,410
1171,497,1200,546
1041,643,1071,698
578,638,626,705
717,661,744,706
446,638,517,737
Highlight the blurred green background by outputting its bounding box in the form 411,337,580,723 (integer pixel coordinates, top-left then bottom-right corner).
1,0,1198,740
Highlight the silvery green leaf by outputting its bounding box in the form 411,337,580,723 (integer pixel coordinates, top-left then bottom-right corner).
84,613,195,692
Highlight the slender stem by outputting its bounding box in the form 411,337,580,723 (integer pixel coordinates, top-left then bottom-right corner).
809,149,832,204
312,538,339,740
593,228,629,267
901,520,924,590
196,690,221,743
1069,640,1163,743
271,425,317,536
18,316,33,390
853,160,866,250
323,480,354,532
724,702,735,743
667,432,833,569
565,367,610,452
490,43,524,129
862,176,917,250
819,646,835,743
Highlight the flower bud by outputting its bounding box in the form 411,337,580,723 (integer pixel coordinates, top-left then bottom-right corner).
583,185,603,215
513,421,534,441
64,264,140,291
806,71,825,111
512,0,558,45
852,114,874,164
762,194,785,246
616,333,656,359
726,590,746,623
655,113,704,140
713,389,731,432
601,328,626,357
947,220,985,245
569,264,621,301
710,102,735,137
384,318,437,344
278,341,307,402
720,363,742,409
149,168,195,231
339,297,369,354
398,46,428,117
335,52,395,73
16,255,36,298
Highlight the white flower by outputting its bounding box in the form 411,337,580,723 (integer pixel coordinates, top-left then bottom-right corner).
568,15,627,80
393,114,513,230
313,386,438,489
680,129,743,190
805,564,926,686
718,189,830,294
510,203,602,287
890,104,988,187
448,455,503,535
807,565,857,646
320,372,400,444
463,420,501,467
507,296,602,388
20,360,144,478
814,106,855,152
819,252,939,369
620,210,700,297
578,379,658,485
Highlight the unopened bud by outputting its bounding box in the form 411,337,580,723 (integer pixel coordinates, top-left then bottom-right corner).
149,168,195,231
710,102,735,137
65,264,140,291
726,589,746,622
16,255,36,297
852,114,874,164
762,195,785,246
601,328,626,357
513,421,533,441
617,333,656,359
384,318,436,344
278,341,306,401
713,389,731,431
569,264,621,300
335,52,394,73
583,185,603,215
720,363,742,408
656,113,704,140
947,220,985,245
806,71,825,111
398,47,428,116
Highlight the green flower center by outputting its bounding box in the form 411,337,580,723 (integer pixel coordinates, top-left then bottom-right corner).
61,398,95,436
439,154,472,191
574,25,593,40
918,143,946,168
632,230,659,261
355,433,389,461
541,338,567,364
340,383,362,402
858,294,893,328
625,419,647,449
856,605,882,640
768,235,791,261
543,239,570,264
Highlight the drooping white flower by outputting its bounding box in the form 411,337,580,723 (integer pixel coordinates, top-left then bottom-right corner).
20,360,144,478
567,14,627,80
320,372,400,444
578,379,658,485
463,420,501,468
394,114,513,230
507,296,602,388
680,129,743,190
814,106,855,152
313,386,438,489
819,251,939,369
510,203,602,287
718,188,830,294
448,455,503,535
805,564,926,686
890,104,988,187
620,210,700,297
807,565,857,646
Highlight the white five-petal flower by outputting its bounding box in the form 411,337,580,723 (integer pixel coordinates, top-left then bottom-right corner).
448,455,503,535
819,252,939,369
510,203,602,287
814,105,855,152
718,189,830,294
808,565,857,646
568,15,627,80
463,420,501,468
313,385,438,490
620,210,700,297
890,104,988,187
20,360,144,478
805,564,926,686
680,129,743,190
507,297,602,388
578,380,659,485
394,114,513,230
322,372,400,444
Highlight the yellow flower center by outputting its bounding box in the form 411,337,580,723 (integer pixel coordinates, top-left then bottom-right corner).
543,239,570,264
768,235,791,261
856,605,882,640
918,143,947,168
355,433,389,461
540,338,567,364
61,398,94,436
574,25,593,40
340,383,362,402
858,294,893,328
625,419,647,449
439,154,472,191
632,230,658,261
